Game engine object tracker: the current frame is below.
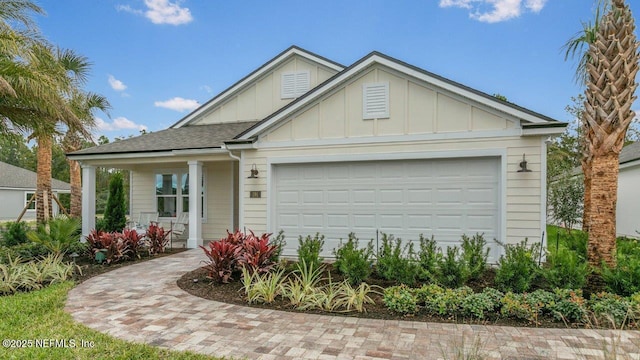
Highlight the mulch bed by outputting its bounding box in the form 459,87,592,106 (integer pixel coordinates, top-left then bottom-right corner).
176,263,568,329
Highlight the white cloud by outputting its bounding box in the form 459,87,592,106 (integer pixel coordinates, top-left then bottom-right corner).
115,4,142,15
439,0,548,23
200,85,213,94
154,97,199,112
117,0,193,25
108,75,127,91
95,116,147,132
525,0,546,12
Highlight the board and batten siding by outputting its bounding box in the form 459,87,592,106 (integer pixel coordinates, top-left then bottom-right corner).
192,55,338,126
129,161,235,241
263,66,516,142
240,136,543,249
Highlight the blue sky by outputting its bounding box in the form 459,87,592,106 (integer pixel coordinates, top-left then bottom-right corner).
35,0,640,141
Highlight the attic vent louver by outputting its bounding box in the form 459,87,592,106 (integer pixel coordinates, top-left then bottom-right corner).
363,82,389,119
281,71,310,99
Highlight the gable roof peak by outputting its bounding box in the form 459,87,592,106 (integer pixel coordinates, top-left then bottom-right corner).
170,46,345,129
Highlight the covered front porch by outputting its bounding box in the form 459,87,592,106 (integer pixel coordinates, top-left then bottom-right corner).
78,153,239,249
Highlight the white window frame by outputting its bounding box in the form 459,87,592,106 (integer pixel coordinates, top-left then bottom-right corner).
281,70,310,99
154,170,206,221
24,191,36,211
362,82,390,120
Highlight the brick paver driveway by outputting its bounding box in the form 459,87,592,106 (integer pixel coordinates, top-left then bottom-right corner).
65,249,640,359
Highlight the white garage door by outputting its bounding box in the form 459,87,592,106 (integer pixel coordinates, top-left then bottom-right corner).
272,157,500,260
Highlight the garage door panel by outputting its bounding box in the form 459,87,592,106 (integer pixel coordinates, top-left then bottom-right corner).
302,190,323,204
302,214,324,228
467,188,496,204
277,213,300,227
327,214,349,229
379,189,403,204
353,190,376,204
434,215,465,231
327,190,349,204
353,214,376,228
274,157,500,259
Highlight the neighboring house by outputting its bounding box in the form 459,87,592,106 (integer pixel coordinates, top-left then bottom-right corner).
68,46,566,260
0,161,70,221
617,141,640,238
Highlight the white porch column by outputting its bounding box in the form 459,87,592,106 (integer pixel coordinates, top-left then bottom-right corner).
187,161,203,248
81,165,96,240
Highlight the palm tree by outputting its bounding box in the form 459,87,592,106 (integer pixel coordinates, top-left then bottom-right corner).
62,92,110,218
0,1,80,135
583,0,639,267
32,46,93,223
562,1,606,233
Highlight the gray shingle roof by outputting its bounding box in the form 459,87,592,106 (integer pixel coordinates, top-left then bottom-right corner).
68,121,258,156
0,161,70,190
620,141,640,164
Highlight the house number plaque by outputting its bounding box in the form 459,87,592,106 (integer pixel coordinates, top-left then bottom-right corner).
250,191,261,198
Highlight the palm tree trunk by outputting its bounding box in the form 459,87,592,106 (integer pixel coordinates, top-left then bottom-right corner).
67,158,82,218
36,135,53,224
587,152,619,268
581,158,591,233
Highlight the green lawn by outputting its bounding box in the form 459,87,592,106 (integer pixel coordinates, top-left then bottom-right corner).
0,282,221,360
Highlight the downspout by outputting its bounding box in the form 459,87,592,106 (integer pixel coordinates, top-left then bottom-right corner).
222,145,244,232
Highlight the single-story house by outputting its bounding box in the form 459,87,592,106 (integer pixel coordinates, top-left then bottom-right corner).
617,141,640,238
0,161,70,221
68,46,566,260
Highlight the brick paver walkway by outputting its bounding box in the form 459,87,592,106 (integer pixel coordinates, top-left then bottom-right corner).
65,249,640,359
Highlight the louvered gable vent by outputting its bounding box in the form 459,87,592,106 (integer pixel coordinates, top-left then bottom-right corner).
281,71,310,99
363,82,389,119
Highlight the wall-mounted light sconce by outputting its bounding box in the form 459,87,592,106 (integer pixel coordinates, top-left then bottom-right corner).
518,154,532,172
248,164,259,178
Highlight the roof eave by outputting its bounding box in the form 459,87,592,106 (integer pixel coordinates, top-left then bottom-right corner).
236,52,564,140
171,46,345,129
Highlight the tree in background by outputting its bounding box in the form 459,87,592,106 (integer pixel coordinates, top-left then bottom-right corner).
62,92,111,218
103,172,127,232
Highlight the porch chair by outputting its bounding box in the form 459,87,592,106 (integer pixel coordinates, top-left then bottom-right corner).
127,211,159,235
167,212,189,247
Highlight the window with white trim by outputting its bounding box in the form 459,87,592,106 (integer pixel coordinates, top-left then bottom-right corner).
362,82,389,119
25,192,36,211
155,171,205,219
281,70,310,99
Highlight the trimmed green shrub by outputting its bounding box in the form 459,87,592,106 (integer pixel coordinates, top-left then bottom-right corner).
495,239,540,293
383,285,418,315
550,288,588,323
590,292,632,328
333,233,374,285
1,221,30,247
461,233,489,281
297,233,324,270
500,292,538,323
422,286,473,317
541,246,589,290
103,172,127,232
602,238,640,297
376,233,420,286
436,246,469,288
0,242,50,264
417,234,440,282
461,291,498,319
